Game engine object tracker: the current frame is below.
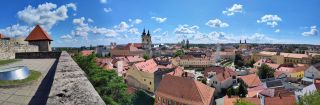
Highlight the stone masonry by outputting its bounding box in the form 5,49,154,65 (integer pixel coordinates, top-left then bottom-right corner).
0,39,38,60
47,51,105,105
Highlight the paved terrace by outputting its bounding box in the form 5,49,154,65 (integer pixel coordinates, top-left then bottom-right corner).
0,51,105,105
0,59,56,105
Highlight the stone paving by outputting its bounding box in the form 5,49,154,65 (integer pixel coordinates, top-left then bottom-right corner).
0,59,56,105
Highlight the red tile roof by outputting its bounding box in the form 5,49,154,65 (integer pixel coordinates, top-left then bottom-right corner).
25,25,53,41
156,75,214,105
239,74,262,88
215,68,237,82
134,59,158,73
204,66,225,77
126,43,142,48
0,33,6,39
167,66,184,77
80,50,94,56
264,95,296,105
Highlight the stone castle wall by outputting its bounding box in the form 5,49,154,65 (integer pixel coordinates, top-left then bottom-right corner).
0,39,38,60
47,51,105,105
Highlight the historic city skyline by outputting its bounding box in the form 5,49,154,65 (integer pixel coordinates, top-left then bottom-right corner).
0,0,319,47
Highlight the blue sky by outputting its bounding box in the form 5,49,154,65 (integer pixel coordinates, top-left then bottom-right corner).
0,0,319,47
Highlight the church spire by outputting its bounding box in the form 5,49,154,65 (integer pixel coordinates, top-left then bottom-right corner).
147,30,150,36
142,28,146,36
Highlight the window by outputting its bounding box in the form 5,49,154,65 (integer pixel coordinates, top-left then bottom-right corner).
148,87,150,90
150,82,152,85
144,79,146,81
168,100,172,105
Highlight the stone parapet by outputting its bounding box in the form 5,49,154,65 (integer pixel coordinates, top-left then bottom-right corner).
47,51,105,105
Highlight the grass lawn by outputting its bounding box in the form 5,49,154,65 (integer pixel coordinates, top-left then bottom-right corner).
0,70,41,87
0,59,19,66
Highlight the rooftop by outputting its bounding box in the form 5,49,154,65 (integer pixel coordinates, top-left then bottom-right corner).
259,51,309,59
156,75,214,105
25,25,53,41
239,74,262,88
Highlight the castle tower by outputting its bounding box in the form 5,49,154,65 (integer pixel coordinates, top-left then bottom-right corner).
25,25,53,51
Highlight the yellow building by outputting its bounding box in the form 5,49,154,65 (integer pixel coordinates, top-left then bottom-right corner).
126,59,173,93
252,51,311,65
277,65,307,78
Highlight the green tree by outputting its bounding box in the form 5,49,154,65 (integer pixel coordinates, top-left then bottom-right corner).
234,54,244,68
227,88,234,98
297,90,320,105
73,54,132,105
233,99,255,105
245,59,255,68
175,50,184,57
238,80,248,98
143,54,150,60
257,64,275,79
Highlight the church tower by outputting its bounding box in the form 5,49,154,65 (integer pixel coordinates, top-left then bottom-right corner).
141,29,152,50
141,28,152,57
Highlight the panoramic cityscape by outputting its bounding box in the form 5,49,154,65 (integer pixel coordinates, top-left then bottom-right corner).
0,0,319,105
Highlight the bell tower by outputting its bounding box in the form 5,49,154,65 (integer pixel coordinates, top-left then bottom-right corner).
141,28,152,57
141,29,152,50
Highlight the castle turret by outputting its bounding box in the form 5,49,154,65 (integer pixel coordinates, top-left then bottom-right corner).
25,25,53,51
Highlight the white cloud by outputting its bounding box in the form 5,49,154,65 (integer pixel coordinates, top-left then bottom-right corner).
73,17,88,27
123,34,128,38
66,3,77,11
17,2,76,30
153,28,162,33
71,17,119,38
151,17,167,23
88,18,94,23
133,19,142,24
302,26,318,36
91,27,118,37
60,34,72,40
0,24,32,37
206,19,229,28
222,4,243,16
114,21,129,32
71,17,90,37
100,0,107,4
275,29,280,33
174,24,199,34
257,15,282,28
128,28,140,35
208,32,227,39
103,8,112,13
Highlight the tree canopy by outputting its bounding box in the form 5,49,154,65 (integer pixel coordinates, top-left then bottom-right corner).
233,99,255,105
257,64,275,79
73,54,132,105
297,90,320,105
143,53,150,60
175,50,184,57
234,54,244,68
